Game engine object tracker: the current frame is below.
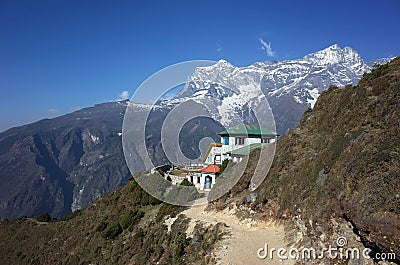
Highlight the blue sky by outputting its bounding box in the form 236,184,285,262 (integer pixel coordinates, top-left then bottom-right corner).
0,0,399,131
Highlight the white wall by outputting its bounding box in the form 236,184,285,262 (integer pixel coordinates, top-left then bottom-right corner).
206,145,233,164
246,137,261,145
207,135,277,164
206,146,223,164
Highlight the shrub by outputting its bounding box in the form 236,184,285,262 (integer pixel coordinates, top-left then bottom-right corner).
34,213,51,222
362,63,389,81
60,209,82,221
156,204,184,223
180,179,193,186
16,215,28,220
96,216,108,232
174,233,189,261
120,209,145,230
129,179,161,206
157,168,165,176
165,184,200,204
102,223,123,240
217,159,230,176
133,229,145,240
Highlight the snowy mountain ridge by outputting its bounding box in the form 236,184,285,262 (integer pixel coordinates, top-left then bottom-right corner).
168,44,392,133
179,44,370,104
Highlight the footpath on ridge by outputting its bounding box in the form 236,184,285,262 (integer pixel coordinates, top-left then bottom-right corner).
180,197,295,265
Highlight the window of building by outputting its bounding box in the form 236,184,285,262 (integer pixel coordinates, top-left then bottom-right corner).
235,137,245,145
261,138,270,143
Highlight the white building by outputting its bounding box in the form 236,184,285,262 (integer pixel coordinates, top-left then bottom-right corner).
186,164,219,191
203,124,278,164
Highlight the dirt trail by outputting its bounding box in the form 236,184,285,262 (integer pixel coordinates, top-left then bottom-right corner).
182,201,295,265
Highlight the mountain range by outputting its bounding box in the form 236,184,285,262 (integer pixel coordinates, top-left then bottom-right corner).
0,56,398,265
0,44,393,220
175,44,392,133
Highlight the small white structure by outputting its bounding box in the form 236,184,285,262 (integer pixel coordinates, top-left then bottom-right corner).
203,124,279,164
187,164,219,191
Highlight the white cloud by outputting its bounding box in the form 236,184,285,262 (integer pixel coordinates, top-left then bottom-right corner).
216,41,223,56
259,38,276,57
47,108,59,114
118,90,129,101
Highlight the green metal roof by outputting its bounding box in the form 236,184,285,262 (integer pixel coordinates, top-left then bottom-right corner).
226,143,270,156
218,124,278,136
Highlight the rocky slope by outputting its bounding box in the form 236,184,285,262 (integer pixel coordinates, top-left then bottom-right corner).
0,176,226,265
212,58,400,263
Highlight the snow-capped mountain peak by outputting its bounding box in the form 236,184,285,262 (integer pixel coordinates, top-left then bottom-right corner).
169,45,392,134
304,44,343,65
303,44,364,68
215,59,234,67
